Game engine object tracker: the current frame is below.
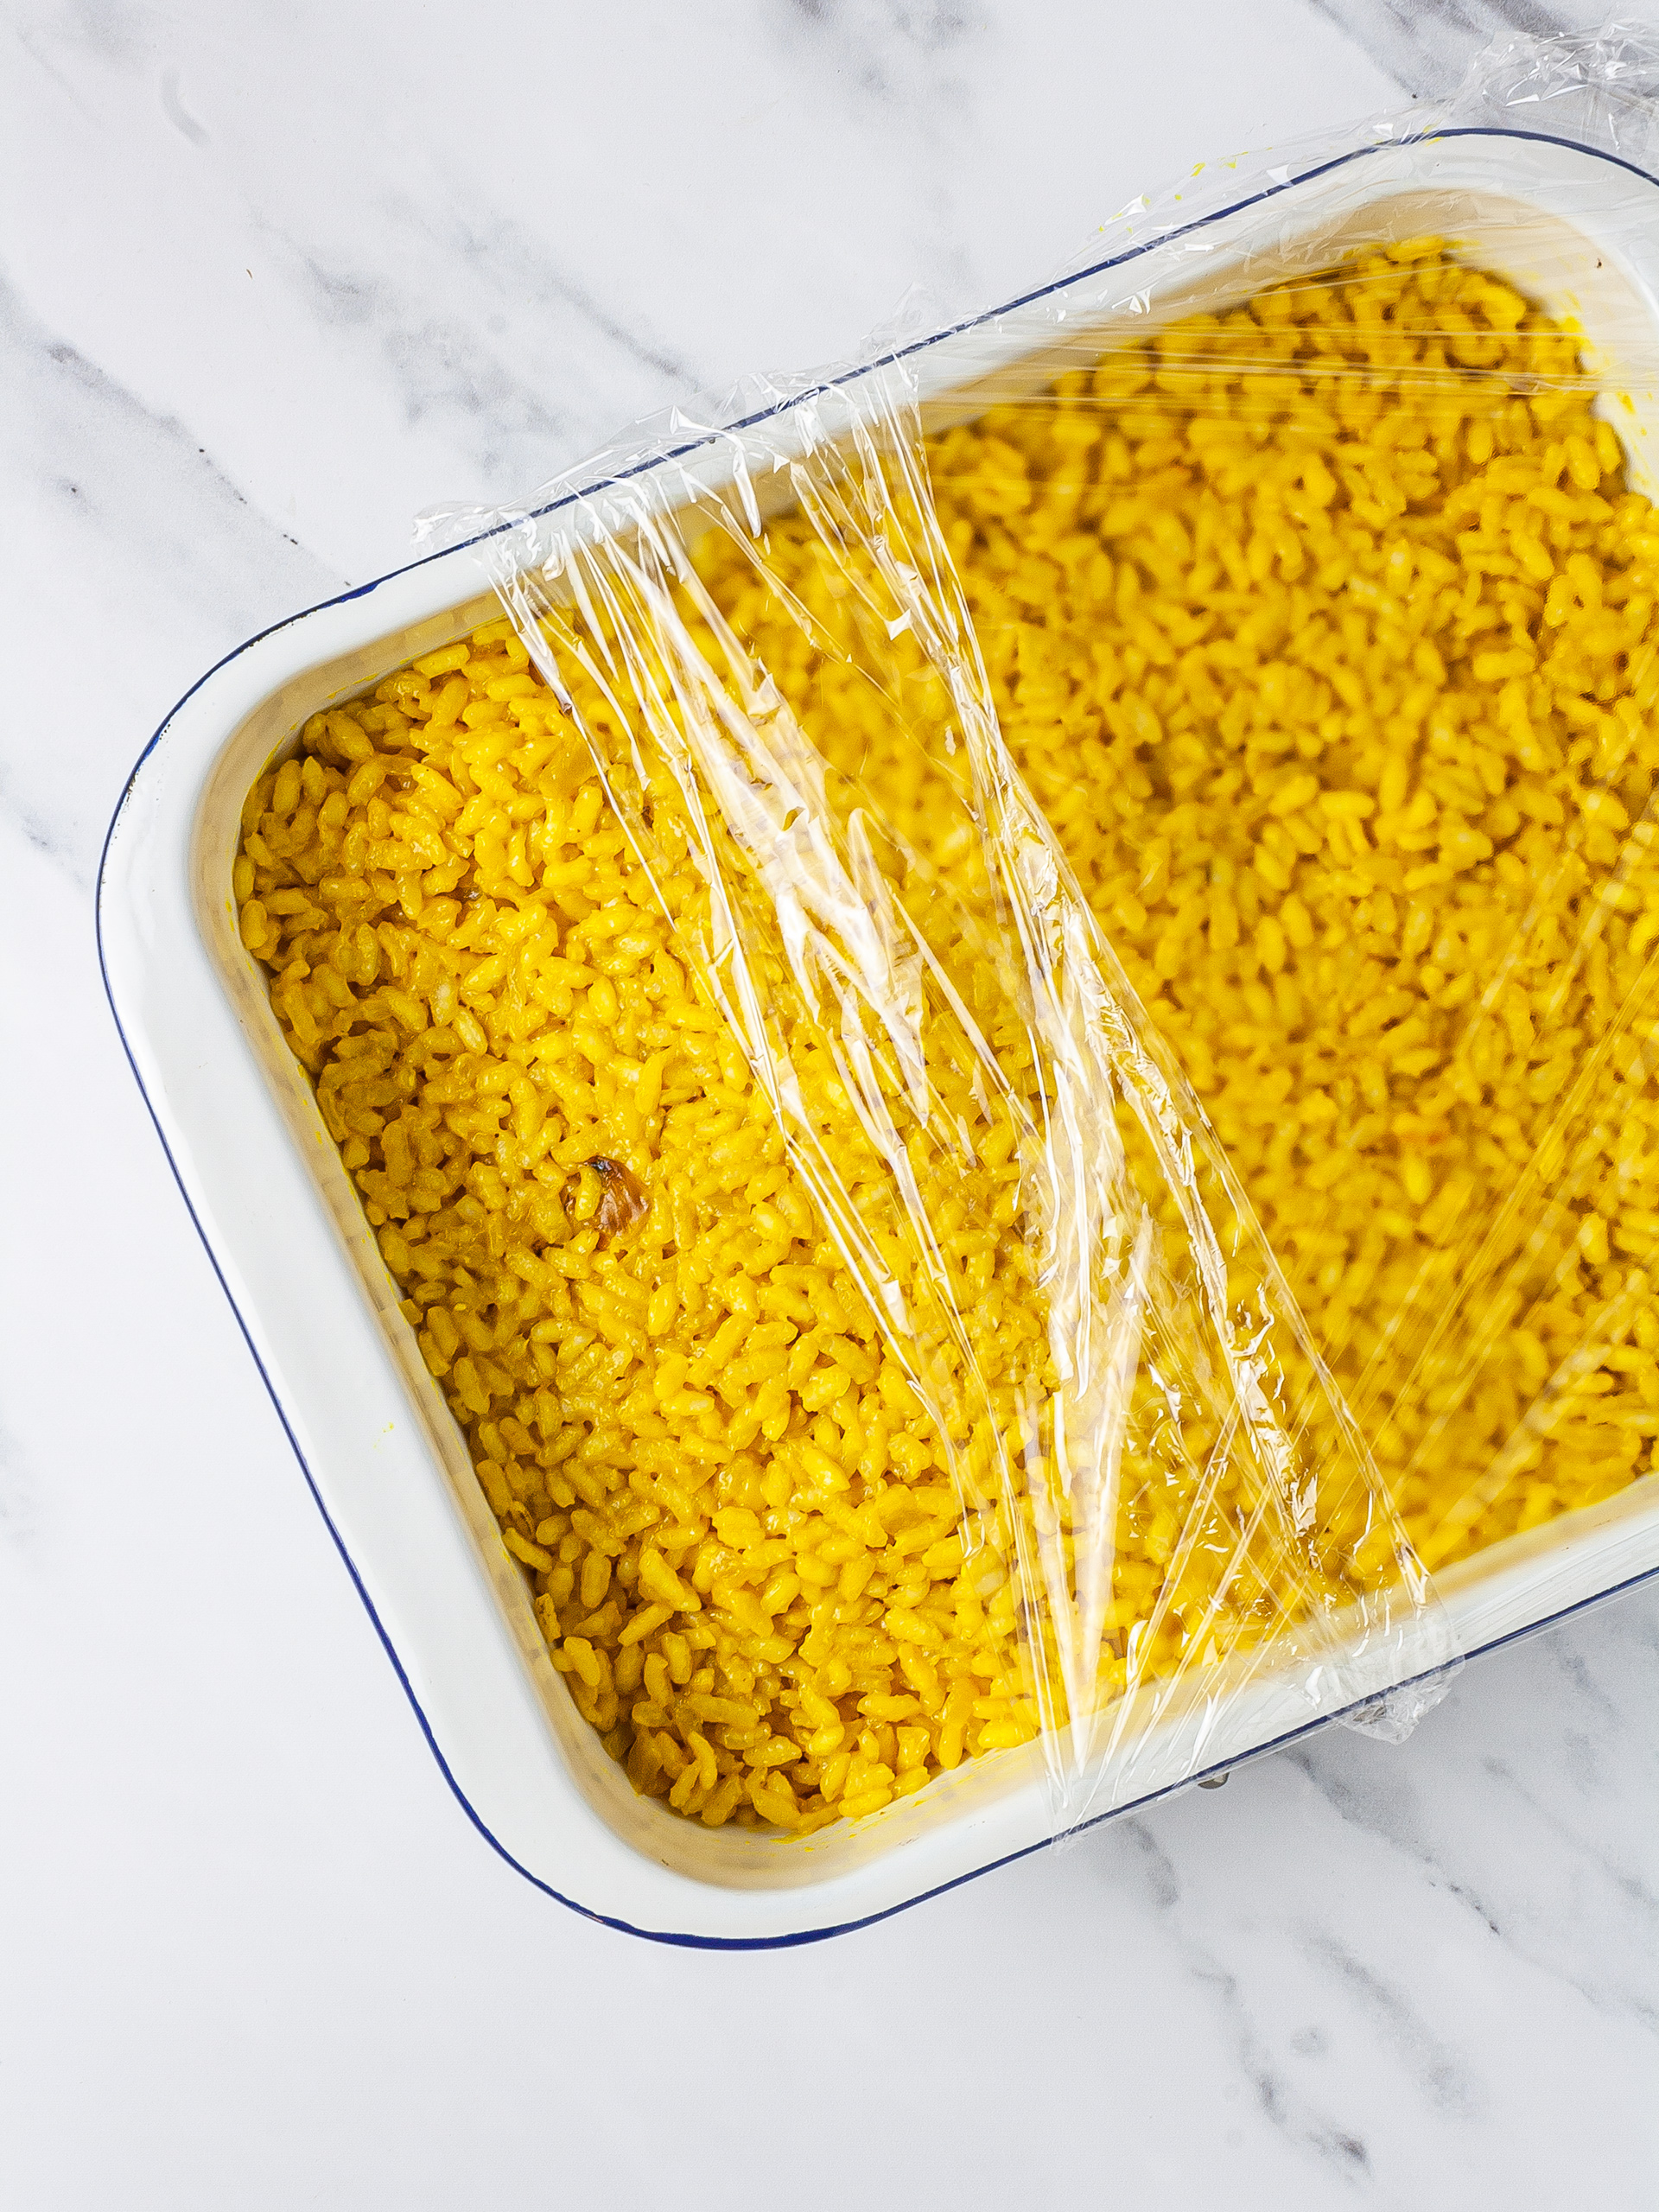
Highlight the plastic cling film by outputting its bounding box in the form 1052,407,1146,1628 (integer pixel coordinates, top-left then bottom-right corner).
232,19,1659,1842
464,369,1458,1835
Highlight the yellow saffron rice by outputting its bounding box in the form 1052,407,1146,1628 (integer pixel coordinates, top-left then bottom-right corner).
237,244,1659,1827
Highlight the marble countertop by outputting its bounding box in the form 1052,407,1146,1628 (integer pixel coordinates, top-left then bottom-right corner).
4,2,1656,2203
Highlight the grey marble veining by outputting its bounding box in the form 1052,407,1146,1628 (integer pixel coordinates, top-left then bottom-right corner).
0,273,341,887
1307,0,1578,95
3,2,1656,2204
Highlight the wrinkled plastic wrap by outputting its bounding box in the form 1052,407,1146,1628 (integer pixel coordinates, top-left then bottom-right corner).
391,22,1659,1839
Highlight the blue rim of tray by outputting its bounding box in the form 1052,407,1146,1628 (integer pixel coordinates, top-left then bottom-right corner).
97,121,1659,1947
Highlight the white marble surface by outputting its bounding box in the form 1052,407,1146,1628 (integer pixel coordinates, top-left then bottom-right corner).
4,1,1658,2203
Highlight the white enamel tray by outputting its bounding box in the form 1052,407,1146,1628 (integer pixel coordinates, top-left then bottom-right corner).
99,127,1659,1944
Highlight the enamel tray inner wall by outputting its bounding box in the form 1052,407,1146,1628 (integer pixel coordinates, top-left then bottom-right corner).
115,142,1659,1938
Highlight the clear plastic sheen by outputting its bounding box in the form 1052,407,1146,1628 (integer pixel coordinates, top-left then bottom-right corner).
413,22,1659,1837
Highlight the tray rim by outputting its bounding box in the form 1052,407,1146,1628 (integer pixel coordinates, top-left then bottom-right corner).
97,119,1659,1946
